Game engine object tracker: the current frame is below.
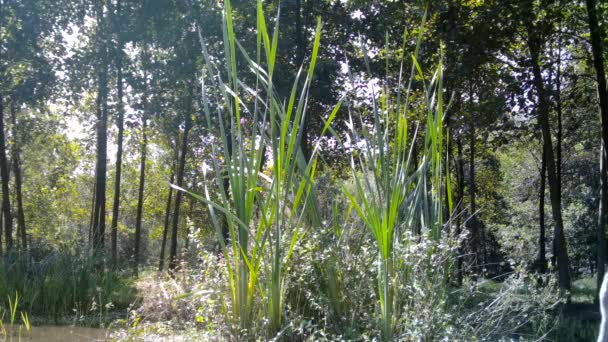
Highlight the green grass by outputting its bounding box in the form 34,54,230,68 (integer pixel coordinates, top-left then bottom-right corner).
0,291,31,340
0,250,136,326
550,316,598,342
571,276,596,303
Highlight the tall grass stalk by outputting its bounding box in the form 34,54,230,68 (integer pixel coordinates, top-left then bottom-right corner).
340,17,450,340
178,0,338,337
8,293,18,326
0,292,31,341
0,251,134,323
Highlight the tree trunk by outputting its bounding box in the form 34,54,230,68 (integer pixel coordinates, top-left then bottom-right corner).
169,89,193,274
525,10,571,290
444,95,453,227
552,36,563,272
295,0,304,67
539,145,547,273
456,136,465,285
159,144,178,272
0,0,2,256
556,37,563,196
92,0,109,251
0,200,3,255
159,172,175,273
600,143,607,288
293,0,312,162
0,96,13,252
586,0,608,295
134,92,148,275
10,104,26,250
89,181,96,244
469,98,480,268
0,0,10,253
110,0,124,264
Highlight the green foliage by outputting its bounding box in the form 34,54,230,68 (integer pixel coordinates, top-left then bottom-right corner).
336,11,453,339
284,209,462,340
0,251,135,325
0,291,31,340
175,0,336,337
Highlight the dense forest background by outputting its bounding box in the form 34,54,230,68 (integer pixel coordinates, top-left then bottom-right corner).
1,0,608,340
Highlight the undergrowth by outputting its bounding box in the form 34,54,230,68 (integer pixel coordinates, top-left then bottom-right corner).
0,249,135,327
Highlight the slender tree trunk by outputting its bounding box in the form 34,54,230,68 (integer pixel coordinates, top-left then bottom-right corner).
444,99,453,226
159,171,175,272
456,136,465,285
169,89,193,274
553,38,564,272
445,145,452,228
295,0,304,67
134,93,148,275
556,37,563,196
0,95,13,252
10,104,26,250
92,0,109,251
293,0,312,162
110,0,124,264
89,181,96,245
469,97,480,268
539,145,547,273
0,200,3,255
0,0,9,253
601,143,607,284
525,11,571,290
443,114,454,228
159,144,178,272
586,0,608,295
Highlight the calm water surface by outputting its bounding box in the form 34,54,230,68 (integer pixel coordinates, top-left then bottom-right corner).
4,325,109,341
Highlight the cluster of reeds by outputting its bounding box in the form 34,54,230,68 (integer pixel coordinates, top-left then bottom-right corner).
180,1,452,340
0,292,31,341
0,251,134,324
339,16,453,339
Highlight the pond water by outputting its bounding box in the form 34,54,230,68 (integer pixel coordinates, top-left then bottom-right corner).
3,325,109,341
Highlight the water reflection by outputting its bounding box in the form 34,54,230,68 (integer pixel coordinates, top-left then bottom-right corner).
3,325,108,341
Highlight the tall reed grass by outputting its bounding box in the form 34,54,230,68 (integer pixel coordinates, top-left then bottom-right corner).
0,250,135,325
0,292,31,340
338,17,451,341
177,0,455,339
174,0,338,337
